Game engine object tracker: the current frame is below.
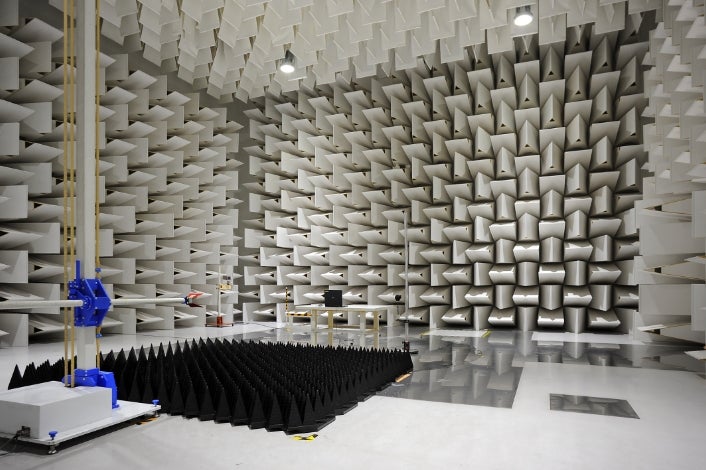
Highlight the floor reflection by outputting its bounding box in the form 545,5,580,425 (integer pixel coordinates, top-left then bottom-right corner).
549,394,640,419
379,363,522,408
222,323,705,411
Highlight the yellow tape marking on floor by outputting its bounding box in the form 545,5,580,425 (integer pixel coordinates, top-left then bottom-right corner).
395,373,412,383
135,417,158,425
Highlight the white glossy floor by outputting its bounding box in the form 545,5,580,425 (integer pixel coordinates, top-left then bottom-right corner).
1,323,705,470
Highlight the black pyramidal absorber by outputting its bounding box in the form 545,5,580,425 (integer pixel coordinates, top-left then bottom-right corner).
7,339,413,434
198,384,216,421
213,387,231,423
183,381,200,419
299,395,316,429
36,360,52,383
8,365,23,389
265,393,284,431
285,393,303,430
248,390,267,429
102,351,115,370
50,358,65,380
230,387,249,426
169,378,185,416
156,366,171,414
127,366,143,403
140,363,155,405
23,363,38,386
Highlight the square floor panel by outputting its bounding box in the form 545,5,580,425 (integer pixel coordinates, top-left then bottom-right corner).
549,393,639,419
377,366,523,409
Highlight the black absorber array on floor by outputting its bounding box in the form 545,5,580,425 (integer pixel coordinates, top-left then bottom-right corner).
8,339,413,434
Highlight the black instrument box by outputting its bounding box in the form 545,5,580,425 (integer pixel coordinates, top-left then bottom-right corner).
324,289,343,307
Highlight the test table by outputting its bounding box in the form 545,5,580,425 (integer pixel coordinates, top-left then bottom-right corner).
289,304,391,332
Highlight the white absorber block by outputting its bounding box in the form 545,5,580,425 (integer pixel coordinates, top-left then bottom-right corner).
0,381,112,439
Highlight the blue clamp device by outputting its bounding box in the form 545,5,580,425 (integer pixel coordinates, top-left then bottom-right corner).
63,260,118,408
68,260,111,327
67,368,119,409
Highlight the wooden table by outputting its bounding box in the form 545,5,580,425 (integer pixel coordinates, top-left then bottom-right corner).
291,304,391,332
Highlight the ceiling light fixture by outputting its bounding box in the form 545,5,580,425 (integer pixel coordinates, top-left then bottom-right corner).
280,50,295,74
514,6,534,27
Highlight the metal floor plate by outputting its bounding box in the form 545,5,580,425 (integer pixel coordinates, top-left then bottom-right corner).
549,393,640,419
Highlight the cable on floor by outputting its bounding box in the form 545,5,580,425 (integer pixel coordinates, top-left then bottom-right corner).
0,430,22,457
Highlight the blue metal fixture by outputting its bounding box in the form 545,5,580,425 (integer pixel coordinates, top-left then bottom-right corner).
64,260,118,408
68,368,119,408
68,260,111,327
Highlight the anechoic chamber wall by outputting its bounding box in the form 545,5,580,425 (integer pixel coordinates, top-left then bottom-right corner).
0,4,244,346
242,23,652,333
